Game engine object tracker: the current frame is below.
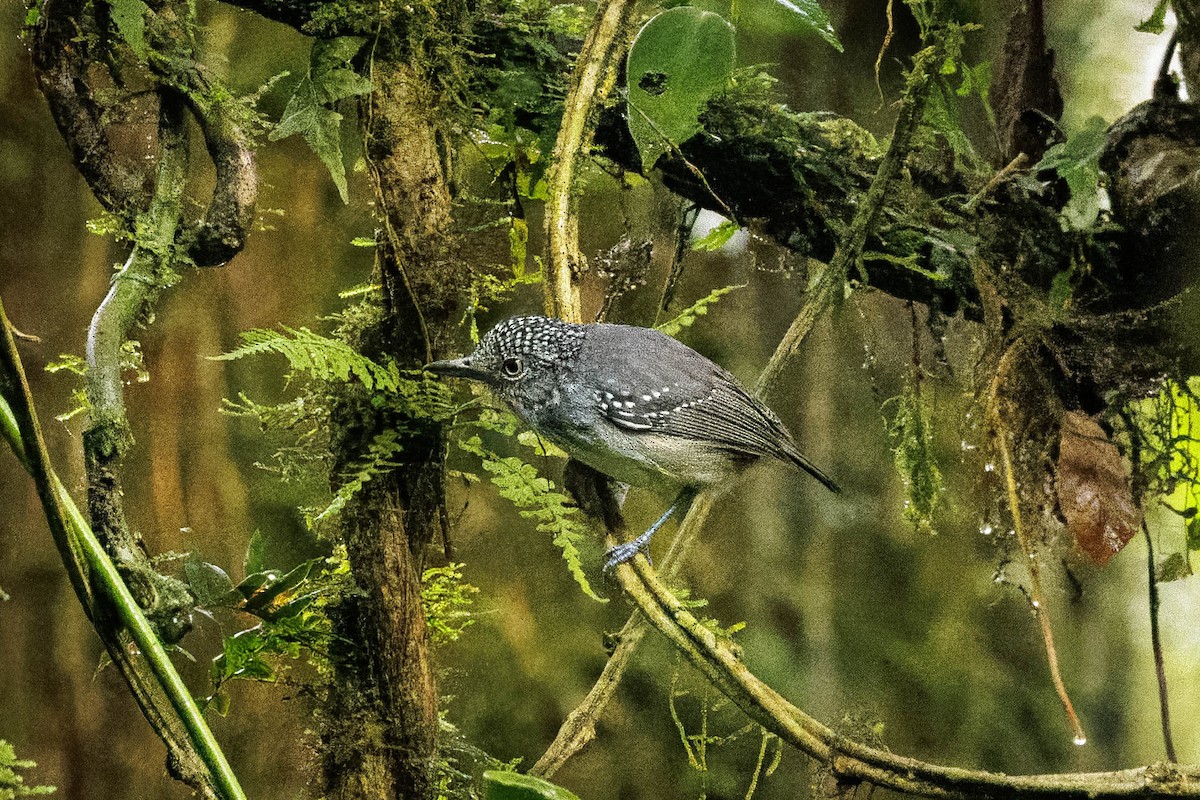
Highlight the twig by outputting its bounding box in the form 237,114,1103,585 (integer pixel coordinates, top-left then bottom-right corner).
873,0,895,109
656,200,699,321
7,324,41,343
760,42,940,396
1143,520,1178,762
0,298,245,800
964,153,1028,214
986,341,1086,745
543,0,638,323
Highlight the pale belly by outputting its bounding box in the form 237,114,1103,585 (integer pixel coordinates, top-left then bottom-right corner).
541,424,749,489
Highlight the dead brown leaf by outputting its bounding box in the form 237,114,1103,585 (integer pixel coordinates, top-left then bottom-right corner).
1056,411,1140,565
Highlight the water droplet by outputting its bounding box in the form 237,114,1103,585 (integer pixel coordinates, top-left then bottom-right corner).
960,439,977,451
267,573,278,581
980,524,994,536
1073,735,1087,747
1031,600,1040,609
984,462,996,472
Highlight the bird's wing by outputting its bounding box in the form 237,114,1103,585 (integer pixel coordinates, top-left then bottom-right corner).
578,324,840,492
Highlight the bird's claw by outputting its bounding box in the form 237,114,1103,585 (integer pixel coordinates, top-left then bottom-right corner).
603,537,653,574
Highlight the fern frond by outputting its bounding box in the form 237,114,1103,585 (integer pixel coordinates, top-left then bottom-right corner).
421,563,479,644
313,430,404,524
212,326,400,391
0,739,55,797
458,436,605,602
657,284,746,337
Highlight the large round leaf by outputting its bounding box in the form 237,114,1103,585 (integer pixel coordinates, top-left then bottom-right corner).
626,7,736,171
482,770,582,800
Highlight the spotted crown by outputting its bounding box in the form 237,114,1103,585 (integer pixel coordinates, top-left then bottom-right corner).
478,315,586,366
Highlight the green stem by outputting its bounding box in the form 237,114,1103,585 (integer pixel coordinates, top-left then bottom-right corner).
543,0,638,322
0,301,247,800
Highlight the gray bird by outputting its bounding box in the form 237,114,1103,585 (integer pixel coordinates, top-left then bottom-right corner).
426,315,839,570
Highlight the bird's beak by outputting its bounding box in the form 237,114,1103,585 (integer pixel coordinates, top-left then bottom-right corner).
425,356,487,381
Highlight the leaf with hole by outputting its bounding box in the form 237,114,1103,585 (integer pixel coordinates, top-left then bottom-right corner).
626,8,736,171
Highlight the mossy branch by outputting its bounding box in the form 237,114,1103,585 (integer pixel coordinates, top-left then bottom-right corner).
611,553,1200,799
0,298,246,800
543,0,638,323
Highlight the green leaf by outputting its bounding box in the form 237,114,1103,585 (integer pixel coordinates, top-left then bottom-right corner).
924,78,979,168
269,37,372,203
271,80,350,202
315,430,404,523
107,0,150,61
627,8,736,171
311,37,372,101
0,739,56,797
690,219,740,252
516,430,569,458
458,436,606,602
185,558,237,606
1188,516,1200,551
483,770,581,800
1136,0,1171,33
656,284,745,337
1034,116,1108,230
762,0,842,51
243,530,267,576
211,326,403,392
422,563,479,644
1157,551,1193,582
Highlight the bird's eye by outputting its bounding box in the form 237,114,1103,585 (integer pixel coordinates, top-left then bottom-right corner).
501,357,523,378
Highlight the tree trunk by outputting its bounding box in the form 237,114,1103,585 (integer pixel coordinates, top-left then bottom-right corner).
320,34,469,800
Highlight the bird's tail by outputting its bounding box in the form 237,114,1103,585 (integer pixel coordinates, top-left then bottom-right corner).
782,445,842,494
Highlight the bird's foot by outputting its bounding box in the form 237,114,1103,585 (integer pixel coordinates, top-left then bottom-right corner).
603,535,653,573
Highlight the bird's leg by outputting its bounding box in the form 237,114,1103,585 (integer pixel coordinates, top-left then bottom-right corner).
603,487,698,573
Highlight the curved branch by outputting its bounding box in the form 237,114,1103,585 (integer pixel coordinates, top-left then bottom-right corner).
535,37,943,776
543,0,638,322
613,554,1198,799
187,99,257,267
30,0,149,217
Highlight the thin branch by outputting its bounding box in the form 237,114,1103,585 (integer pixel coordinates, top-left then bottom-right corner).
610,553,1200,799
0,299,246,800
1143,521,1178,762
964,153,1028,214
986,341,1086,745
759,40,940,396
543,0,638,323
532,492,715,777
